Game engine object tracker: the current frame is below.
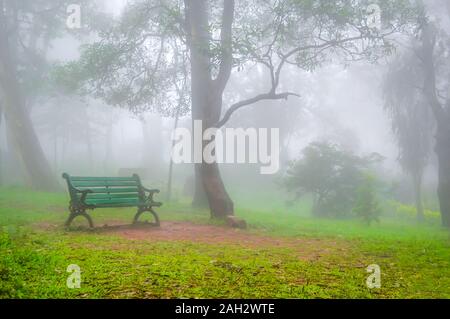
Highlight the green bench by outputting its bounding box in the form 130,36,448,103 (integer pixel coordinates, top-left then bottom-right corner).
62,173,162,228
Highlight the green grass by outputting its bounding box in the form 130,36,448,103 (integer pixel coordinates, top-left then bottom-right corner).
0,187,449,298
240,208,449,240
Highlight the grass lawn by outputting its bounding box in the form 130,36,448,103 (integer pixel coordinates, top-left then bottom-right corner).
0,187,449,298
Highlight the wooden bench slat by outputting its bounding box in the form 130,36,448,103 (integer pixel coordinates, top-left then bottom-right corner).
77,187,140,194
70,176,138,182
85,198,141,206
83,193,141,200
93,202,145,208
71,181,139,187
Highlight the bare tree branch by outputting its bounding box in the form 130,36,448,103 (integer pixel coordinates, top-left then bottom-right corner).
215,91,300,128
215,27,398,128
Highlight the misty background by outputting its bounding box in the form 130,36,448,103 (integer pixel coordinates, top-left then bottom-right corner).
0,0,448,216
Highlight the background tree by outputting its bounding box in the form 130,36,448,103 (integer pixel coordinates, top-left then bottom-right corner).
353,174,382,225
383,52,434,222
166,50,188,202
0,99,3,185
0,0,94,190
375,0,450,228
33,95,111,175
60,0,417,219
283,142,381,218
418,20,450,228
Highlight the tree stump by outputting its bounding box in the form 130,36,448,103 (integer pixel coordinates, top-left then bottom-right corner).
226,216,247,229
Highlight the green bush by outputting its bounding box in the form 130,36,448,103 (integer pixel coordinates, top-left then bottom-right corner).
353,175,382,225
388,201,440,223
283,142,382,218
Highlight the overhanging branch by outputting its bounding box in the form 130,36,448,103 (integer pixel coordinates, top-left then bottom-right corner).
215,28,396,128
215,91,300,128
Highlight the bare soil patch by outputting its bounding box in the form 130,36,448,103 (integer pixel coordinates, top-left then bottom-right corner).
97,221,349,261
35,219,351,261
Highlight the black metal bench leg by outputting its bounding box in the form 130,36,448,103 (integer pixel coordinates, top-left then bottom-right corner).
133,208,143,224
149,208,160,226
65,207,94,229
133,207,160,226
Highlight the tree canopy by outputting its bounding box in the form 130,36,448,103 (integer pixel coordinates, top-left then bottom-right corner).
59,0,418,121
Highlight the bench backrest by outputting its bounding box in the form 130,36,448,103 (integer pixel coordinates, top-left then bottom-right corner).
62,173,145,207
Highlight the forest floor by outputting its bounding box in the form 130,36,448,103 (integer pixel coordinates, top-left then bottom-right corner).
54,220,350,262
0,187,449,298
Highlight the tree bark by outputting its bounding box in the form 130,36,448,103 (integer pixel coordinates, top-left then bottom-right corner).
192,163,209,208
420,22,450,228
435,121,450,228
185,0,234,218
0,7,59,191
0,101,3,185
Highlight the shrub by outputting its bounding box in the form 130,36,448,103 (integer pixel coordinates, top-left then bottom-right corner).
283,142,382,218
353,175,382,225
388,201,440,224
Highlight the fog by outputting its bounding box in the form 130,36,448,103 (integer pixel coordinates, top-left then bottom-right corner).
3,0,450,302
1,0,449,223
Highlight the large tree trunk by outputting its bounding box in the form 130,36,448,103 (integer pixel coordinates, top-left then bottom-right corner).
192,163,209,208
412,173,425,222
0,101,2,185
435,121,450,228
0,90,59,191
436,0,450,228
421,23,450,228
185,0,234,218
0,5,58,191
200,161,234,218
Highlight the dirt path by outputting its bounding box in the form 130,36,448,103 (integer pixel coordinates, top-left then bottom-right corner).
36,218,351,261
93,221,350,261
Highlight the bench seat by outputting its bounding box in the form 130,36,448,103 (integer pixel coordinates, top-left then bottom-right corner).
62,173,162,228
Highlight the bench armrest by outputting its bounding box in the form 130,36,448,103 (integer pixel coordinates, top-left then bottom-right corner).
141,187,161,205
79,189,93,203
70,188,93,204
142,187,160,194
